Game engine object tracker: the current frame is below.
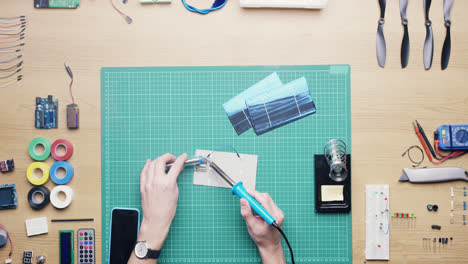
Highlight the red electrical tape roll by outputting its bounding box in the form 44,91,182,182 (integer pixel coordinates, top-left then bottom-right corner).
51,139,74,161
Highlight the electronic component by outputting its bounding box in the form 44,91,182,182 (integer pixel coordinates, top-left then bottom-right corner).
0,184,17,210
0,159,14,173
0,230,6,248
437,124,468,151
111,0,132,24
366,185,389,260
64,63,79,129
59,230,74,264
0,223,12,263
427,204,438,211
36,255,45,264
35,95,58,129
25,217,48,237
431,225,441,230
52,218,94,222
78,228,95,264
34,0,80,8
23,251,33,264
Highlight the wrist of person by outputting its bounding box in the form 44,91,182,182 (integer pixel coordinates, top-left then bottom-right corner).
138,221,169,250
257,241,283,257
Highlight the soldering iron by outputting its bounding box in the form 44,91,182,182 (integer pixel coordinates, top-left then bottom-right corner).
166,155,295,263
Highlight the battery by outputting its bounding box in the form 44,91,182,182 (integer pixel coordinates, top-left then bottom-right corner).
66,104,79,129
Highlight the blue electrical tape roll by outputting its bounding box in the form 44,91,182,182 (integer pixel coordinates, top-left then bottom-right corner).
50,161,74,185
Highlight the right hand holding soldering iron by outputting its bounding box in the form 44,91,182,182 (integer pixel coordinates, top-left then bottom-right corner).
240,189,286,263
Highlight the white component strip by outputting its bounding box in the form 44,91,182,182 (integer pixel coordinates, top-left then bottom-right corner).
25,217,48,237
365,185,390,260
239,0,328,9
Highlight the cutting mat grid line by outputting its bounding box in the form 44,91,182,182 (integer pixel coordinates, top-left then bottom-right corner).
101,65,351,263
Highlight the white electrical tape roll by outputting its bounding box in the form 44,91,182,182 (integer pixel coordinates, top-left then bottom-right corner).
50,185,74,209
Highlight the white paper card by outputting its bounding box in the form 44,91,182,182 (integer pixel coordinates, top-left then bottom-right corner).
193,149,258,189
321,185,344,201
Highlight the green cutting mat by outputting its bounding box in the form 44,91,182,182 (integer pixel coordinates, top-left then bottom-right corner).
101,65,351,264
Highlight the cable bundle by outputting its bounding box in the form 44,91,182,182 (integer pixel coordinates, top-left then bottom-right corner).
224,73,316,136
0,15,25,88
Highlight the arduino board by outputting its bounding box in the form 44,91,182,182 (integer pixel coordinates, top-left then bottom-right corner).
437,124,468,151
34,0,80,8
35,95,58,129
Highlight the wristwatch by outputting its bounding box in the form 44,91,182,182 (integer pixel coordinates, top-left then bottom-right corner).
134,241,161,259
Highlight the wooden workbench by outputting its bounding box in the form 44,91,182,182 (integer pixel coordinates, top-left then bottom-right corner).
1,0,467,263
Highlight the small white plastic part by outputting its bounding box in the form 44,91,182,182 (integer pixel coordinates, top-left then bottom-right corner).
5,258,11,264
239,0,327,9
25,217,48,237
450,213,454,224
451,200,454,211
451,186,454,197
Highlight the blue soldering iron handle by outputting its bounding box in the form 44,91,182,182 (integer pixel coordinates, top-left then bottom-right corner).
231,182,276,225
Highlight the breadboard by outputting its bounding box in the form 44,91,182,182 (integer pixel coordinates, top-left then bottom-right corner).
101,65,351,263
365,185,390,260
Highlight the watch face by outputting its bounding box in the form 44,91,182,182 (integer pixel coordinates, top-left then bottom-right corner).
135,241,148,258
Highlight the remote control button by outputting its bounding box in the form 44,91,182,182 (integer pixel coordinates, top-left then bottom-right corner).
89,236,93,240
80,237,84,241
84,259,88,263
80,255,83,258
90,241,93,245
80,250,83,253
89,232,93,236
89,250,93,254
80,232,83,236
85,237,88,240
84,250,88,253
85,241,88,245
80,245,83,249
85,246,88,249
80,241,83,245
90,245,93,249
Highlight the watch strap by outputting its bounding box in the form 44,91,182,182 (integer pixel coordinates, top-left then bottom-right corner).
146,249,161,259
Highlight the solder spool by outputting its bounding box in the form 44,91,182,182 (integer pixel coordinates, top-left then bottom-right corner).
324,139,348,182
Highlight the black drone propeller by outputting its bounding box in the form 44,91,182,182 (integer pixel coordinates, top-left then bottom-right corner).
423,0,433,70
441,0,454,70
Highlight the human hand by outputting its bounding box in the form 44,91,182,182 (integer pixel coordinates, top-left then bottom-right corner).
138,153,188,250
240,189,286,263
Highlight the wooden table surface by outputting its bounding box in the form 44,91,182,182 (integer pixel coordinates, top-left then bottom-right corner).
1,0,467,263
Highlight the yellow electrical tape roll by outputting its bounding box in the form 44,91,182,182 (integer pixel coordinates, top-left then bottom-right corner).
26,162,50,186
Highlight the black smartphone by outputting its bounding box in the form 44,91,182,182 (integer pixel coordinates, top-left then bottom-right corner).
109,208,140,263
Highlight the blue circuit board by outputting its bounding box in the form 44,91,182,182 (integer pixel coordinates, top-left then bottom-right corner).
35,95,58,129
0,184,17,210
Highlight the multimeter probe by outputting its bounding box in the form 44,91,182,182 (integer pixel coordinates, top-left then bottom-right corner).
412,121,467,164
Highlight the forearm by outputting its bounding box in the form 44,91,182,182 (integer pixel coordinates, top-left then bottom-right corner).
258,243,286,264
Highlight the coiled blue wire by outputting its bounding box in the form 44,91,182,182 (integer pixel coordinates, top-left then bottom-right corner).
181,0,228,14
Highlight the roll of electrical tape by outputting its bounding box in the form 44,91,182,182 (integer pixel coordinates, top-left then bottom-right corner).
50,161,74,185
51,139,74,161
26,162,50,185
50,185,74,209
28,137,51,161
27,186,50,210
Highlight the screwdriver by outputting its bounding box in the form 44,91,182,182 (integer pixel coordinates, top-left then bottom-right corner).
166,156,276,225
